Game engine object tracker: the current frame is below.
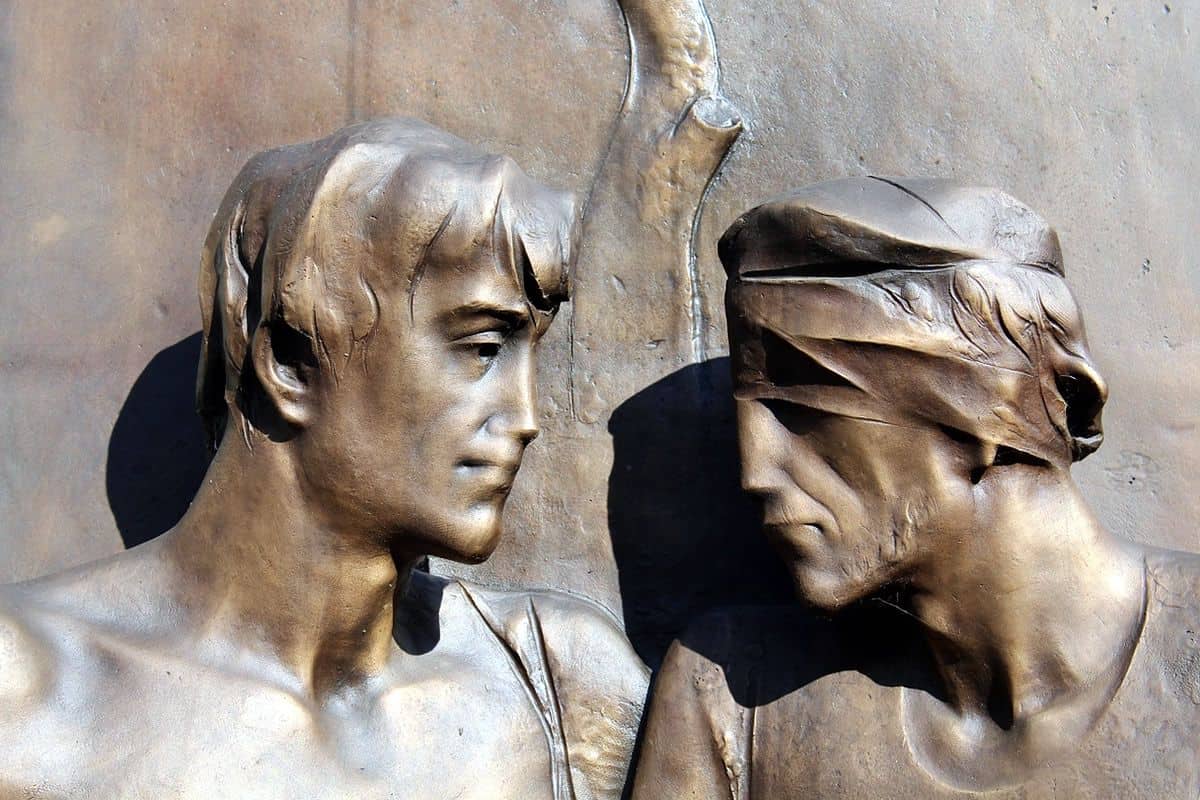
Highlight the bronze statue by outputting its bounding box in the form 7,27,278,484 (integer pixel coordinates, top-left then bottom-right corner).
0,118,647,799
631,177,1200,798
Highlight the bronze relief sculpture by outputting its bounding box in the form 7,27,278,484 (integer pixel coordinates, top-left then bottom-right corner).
632,177,1200,798
0,118,647,799
2,1,1197,797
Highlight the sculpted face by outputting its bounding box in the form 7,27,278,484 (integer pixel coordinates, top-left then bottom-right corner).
198,119,574,564
726,269,1103,610
719,179,1107,612
730,298,973,610
303,234,550,563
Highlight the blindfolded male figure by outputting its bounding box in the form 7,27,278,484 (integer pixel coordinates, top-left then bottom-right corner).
0,118,647,800
632,177,1200,798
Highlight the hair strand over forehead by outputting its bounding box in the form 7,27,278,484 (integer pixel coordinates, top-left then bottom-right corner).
196,117,578,451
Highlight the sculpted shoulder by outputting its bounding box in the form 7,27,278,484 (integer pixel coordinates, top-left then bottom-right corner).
0,547,184,720
0,585,56,713
512,587,650,800
631,604,869,800
430,575,649,800
630,607,769,800
527,588,650,702
408,572,649,698
0,563,128,718
459,581,649,699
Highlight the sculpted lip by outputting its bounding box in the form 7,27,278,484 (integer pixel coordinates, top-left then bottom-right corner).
459,458,520,471
457,458,521,489
764,520,824,539
762,521,825,563
756,493,823,531
758,497,827,552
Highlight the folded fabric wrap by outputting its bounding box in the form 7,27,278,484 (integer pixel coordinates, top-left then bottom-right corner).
722,177,1106,465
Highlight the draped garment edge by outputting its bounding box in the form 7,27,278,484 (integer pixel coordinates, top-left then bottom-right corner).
458,582,576,800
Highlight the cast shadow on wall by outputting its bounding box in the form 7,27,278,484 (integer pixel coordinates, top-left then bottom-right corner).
106,332,209,549
607,357,794,670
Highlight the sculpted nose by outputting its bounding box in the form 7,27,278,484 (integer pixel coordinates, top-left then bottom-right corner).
512,398,540,446
737,398,781,495
497,350,540,446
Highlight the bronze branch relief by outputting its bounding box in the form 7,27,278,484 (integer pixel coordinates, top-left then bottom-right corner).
1,2,1196,799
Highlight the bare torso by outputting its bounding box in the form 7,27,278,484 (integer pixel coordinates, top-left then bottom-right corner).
0,546,647,800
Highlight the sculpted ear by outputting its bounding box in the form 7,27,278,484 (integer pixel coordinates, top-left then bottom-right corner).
1053,356,1107,462
250,319,318,430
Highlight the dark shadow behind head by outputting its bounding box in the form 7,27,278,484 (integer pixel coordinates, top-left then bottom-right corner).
106,332,208,548
607,358,792,669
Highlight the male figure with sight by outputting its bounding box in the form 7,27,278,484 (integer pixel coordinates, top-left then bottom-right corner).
0,118,647,799
632,177,1200,797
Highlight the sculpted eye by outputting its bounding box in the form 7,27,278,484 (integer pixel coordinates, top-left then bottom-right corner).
457,331,507,365
761,398,823,436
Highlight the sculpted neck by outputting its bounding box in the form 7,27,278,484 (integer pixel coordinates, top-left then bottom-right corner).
160,433,411,700
906,464,1146,726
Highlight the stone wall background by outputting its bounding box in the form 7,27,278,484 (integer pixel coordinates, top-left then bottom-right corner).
2,1,1196,666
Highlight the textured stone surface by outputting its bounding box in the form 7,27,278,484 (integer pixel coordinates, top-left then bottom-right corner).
1,1,1196,665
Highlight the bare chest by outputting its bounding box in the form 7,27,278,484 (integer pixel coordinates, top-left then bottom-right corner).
750,673,1197,800
2,653,558,800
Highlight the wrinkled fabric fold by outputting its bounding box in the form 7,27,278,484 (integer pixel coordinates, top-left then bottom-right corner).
729,260,1093,466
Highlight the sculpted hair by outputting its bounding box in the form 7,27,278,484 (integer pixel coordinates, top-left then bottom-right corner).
196,118,578,452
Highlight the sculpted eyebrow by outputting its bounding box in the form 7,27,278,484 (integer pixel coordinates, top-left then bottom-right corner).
443,302,531,329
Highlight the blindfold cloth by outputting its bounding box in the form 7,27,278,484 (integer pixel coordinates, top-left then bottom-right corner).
723,178,1105,467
